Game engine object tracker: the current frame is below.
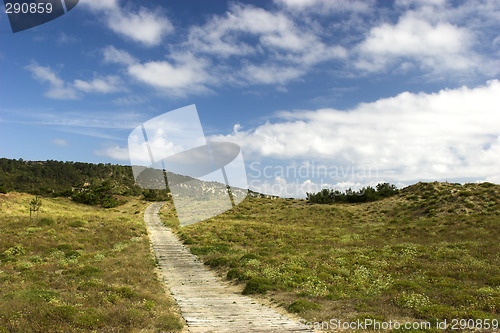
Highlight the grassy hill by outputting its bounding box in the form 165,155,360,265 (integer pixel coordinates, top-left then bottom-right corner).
160,181,500,331
0,193,184,332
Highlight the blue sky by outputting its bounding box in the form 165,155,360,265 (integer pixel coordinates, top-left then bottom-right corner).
1,0,499,197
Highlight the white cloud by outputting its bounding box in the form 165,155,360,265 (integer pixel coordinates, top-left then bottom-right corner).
95,145,129,161
51,139,69,146
113,95,145,105
239,64,305,85
127,54,212,95
355,14,482,74
79,1,499,94
26,62,124,98
107,7,174,47
275,0,373,14
185,3,346,86
212,80,500,185
73,75,123,93
25,62,79,100
79,0,119,11
80,1,173,46
103,46,137,65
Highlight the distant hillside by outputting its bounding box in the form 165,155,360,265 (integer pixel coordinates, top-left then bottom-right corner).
0,158,252,205
0,158,142,196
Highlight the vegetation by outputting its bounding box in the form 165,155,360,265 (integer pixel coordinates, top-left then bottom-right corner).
0,193,184,332
70,181,121,208
161,181,500,329
306,182,399,204
0,158,170,207
0,158,142,196
2,158,499,331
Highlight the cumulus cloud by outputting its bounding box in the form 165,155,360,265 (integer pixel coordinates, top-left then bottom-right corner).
212,80,500,186
103,46,137,65
95,144,129,161
275,0,374,14
185,3,346,85
79,0,118,11
74,0,499,95
80,0,173,46
355,14,481,74
25,62,79,100
26,62,124,99
127,54,212,96
107,7,173,47
73,75,123,94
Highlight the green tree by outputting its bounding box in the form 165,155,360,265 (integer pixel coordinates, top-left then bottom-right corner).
29,196,42,221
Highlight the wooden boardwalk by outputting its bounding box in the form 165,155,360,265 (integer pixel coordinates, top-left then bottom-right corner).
144,202,313,333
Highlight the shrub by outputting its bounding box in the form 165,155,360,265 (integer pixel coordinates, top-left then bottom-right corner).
38,217,55,226
204,257,229,267
3,245,25,256
71,181,120,208
65,250,81,259
142,189,170,201
227,268,243,280
68,220,85,228
50,305,77,321
287,299,321,313
307,183,398,204
116,286,135,299
242,277,273,294
57,244,72,251
156,313,184,332
75,308,105,329
306,189,335,204
376,182,399,198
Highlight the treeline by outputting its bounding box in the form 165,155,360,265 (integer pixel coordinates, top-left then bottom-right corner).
0,158,170,207
306,183,398,204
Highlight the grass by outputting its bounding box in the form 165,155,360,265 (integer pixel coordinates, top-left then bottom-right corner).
0,193,184,332
160,182,500,330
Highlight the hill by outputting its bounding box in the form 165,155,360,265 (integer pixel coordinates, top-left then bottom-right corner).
160,181,500,330
0,158,142,196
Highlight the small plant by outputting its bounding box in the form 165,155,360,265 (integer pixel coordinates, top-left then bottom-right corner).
242,277,273,294
3,244,25,256
68,220,85,228
287,299,321,313
29,196,42,221
38,217,55,226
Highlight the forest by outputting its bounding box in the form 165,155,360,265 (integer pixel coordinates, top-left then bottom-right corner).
0,158,169,206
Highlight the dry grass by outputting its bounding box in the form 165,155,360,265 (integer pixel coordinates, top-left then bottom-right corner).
0,193,184,332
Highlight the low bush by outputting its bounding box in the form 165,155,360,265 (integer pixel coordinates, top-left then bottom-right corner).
287,299,321,313
242,277,273,294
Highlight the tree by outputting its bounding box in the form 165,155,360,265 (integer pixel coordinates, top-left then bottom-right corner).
29,196,42,221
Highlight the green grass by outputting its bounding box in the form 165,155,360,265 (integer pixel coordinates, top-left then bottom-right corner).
161,182,500,327
0,193,184,332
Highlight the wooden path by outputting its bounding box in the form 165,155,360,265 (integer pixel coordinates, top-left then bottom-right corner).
144,202,313,333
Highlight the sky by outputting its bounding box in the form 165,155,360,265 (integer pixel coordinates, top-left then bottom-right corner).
0,0,499,197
